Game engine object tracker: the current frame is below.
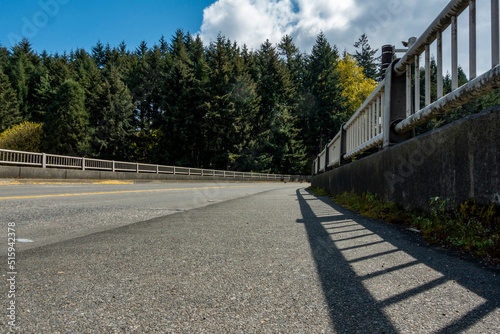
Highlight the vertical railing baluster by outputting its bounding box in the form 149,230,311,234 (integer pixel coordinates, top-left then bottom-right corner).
365,108,369,142
406,64,412,117
370,103,374,139
451,15,459,90
415,54,421,112
470,0,477,79
380,92,385,134
437,31,444,99
425,44,431,106
493,0,500,67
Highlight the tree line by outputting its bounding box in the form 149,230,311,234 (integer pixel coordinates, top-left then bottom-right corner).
0,31,380,174
2,31,492,174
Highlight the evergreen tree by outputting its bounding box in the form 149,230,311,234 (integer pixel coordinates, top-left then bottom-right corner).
44,80,90,155
202,35,237,169
305,33,347,156
91,65,135,160
278,35,307,92
7,39,36,120
91,41,107,68
0,44,9,73
157,30,203,166
229,73,261,171
0,70,21,131
353,34,379,81
253,40,306,173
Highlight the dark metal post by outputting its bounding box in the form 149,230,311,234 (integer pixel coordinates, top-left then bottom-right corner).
339,124,347,166
383,59,414,148
324,145,329,171
381,45,395,80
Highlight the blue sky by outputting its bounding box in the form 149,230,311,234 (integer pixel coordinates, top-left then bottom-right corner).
0,0,214,54
0,0,494,76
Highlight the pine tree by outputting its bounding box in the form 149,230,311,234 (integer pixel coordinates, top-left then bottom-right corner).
7,39,36,120
44,80,90,155
353,34,379,81
253,40,306,173
0,70,21,132
91,41,106,69
91,65,135,160
0,44,9,73
157,30,203,166
305,33,347,156
202,35,239,169
278,35,306,92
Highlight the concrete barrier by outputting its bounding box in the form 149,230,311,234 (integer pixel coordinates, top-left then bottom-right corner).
0,165,306,183
312,107,500,210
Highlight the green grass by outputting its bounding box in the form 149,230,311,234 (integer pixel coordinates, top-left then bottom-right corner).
307,187,329,196
330,192,500,260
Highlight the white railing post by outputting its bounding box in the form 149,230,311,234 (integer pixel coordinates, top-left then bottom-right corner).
82,158,86,171
451,15,459,90
469,0,477,80
42,153,46,168
492,0,499,67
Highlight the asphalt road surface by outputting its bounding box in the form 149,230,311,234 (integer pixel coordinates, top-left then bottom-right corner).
1,182,499,333
0,181,294,255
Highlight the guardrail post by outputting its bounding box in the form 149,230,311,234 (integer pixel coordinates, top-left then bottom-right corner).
136,163,139,173
42,153,46,168
81,158,86,171
339,124,348,165
383,59,414,148
324,145,329,171
112,161,115,172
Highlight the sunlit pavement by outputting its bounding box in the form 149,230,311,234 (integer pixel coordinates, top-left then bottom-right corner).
1,186,499,333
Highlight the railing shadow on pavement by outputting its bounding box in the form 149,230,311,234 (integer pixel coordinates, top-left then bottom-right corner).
295,188,500,334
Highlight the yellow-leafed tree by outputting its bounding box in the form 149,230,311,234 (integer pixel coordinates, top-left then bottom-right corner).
337,54,378,116
0,121,43,152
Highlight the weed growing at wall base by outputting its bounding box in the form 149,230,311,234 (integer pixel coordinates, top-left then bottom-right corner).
328,192,500,261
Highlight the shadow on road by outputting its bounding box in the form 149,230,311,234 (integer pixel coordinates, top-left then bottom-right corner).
295,188,500,333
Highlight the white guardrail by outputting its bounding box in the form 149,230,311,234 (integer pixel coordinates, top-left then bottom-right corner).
0,148,309,181
313,0,500,175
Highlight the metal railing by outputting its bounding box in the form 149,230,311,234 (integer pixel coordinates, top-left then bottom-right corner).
313,0,500,175
0,148,308,181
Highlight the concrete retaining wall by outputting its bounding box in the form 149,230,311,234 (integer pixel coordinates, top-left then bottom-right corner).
0,165,305,183
312,107,500,210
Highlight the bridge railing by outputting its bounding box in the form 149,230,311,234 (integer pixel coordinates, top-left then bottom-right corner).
313,0,500,175
0,148,308,181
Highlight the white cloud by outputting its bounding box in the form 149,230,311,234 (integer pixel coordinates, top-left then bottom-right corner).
199,0,493,76
199,0,359,51
200,0,297,49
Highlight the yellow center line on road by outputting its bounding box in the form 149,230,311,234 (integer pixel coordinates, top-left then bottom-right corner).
0,185,266,200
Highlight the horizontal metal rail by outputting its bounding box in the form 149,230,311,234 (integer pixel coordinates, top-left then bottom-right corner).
0,149,308,181
394,0,470,75
395,64,500,133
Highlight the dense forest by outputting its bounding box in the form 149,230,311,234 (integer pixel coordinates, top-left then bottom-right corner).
0,31,380,175
0,31,496,174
